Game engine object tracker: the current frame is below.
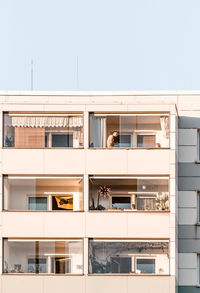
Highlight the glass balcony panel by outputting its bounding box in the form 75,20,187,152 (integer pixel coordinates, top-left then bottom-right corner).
89,177,169,211
89,239,169,275
3,239,83,274
3,113,83,148
89,114,169,148
4,176,83,211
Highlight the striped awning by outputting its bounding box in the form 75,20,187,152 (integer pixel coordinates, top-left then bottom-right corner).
7,116,83,128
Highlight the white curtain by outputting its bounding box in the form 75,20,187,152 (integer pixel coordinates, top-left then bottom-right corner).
160,116,169,139
9,116,83,128
90,116,106,147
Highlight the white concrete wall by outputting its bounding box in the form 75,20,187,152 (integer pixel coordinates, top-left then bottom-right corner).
0,275,175,293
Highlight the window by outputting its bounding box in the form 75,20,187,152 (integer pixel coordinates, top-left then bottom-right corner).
118,133,132,148
3,113,83,148
112,196,131,209
3,176,83,211
52,133,73,147
136,258,155,274
89,239,169,275
28,197,48,210
111,257,131,273
137,135,156,148
89,113,169,148
3,239,83,274
89,176,169,211
28,258,47,273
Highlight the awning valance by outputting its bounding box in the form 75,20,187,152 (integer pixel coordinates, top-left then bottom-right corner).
7,116,83,128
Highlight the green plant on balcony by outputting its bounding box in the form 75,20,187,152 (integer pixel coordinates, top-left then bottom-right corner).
155,192,169,211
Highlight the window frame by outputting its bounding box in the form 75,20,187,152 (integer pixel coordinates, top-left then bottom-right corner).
27,195,49,211
135,257,156,274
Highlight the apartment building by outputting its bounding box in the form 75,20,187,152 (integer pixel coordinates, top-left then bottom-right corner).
0,91,177,293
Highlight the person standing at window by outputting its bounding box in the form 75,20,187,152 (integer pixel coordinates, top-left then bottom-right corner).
107,131,119,148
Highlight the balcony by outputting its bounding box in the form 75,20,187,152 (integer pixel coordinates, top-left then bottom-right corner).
89,176,169,212
89,113,169,149
3,113,83,149
3,239,83,274
89,239,169,275
3,176,83,212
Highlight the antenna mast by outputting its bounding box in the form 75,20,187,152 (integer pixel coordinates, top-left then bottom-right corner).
76,56,79,91
31,59,33,90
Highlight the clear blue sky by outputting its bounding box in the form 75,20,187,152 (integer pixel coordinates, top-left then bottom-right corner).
0,0,200,91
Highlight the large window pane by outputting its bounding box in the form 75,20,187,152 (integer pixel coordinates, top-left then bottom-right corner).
3,113,83,148
4,176,83,211
89,239,169,275
89,114,169,148
89,176,169,211
3,239,83,274
28,197,47,210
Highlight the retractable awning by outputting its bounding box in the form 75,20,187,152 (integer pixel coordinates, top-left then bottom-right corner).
7,116,83,128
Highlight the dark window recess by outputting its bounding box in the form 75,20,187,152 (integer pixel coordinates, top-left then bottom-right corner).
51,257,71,274
111,257,131,273
112,197,131,209
118,134,131,147
45,135,48,147
52,134,73,147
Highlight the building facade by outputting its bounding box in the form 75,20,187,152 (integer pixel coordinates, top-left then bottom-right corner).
0,91,183,293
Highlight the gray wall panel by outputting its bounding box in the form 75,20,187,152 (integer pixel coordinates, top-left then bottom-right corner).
179,177,200,191
179,239,200,253
179,116,200,129
179,225,200,239
179,163,200,177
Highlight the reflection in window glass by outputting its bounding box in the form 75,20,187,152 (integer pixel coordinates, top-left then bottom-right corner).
89,239,169,275
89,114,169,148
3,239,83,274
